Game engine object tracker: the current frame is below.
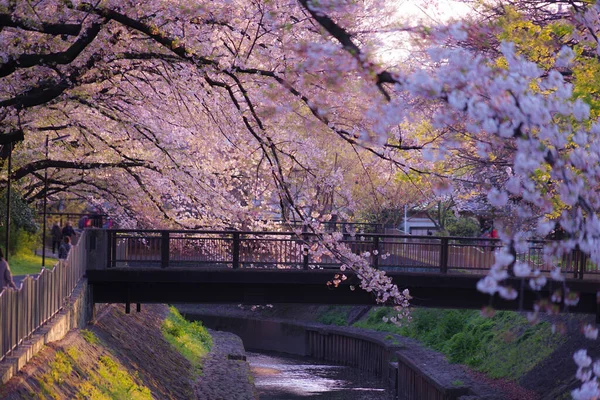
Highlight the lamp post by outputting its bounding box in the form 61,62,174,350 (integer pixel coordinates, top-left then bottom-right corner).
5,143,12,261
42,134,70,267
1,130,24,261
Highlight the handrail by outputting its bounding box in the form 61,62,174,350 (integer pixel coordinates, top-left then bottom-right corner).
102,228,555,243
106,228,509,241
104,229,591,278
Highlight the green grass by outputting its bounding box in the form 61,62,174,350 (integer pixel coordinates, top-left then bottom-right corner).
162,306,213,374
353,307,566,380
316,306,350,326
81,330,100,345
87,356,152,400
8,253,57,276
36,344,152,400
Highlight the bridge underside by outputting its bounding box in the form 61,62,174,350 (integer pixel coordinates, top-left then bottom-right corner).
86,269,600,318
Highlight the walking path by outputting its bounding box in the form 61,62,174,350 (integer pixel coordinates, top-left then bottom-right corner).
195,329,257,400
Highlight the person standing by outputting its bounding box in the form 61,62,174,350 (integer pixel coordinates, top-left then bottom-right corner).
489,224,498,252
0,248,17,292
51,222,62,254
58,236,72,260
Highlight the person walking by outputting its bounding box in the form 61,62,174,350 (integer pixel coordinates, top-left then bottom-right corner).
62,221,76,240
0,248,17,292
51,222,62,254
58,236,72,260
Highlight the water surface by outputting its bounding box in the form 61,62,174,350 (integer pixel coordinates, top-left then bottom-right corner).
248,351,394,400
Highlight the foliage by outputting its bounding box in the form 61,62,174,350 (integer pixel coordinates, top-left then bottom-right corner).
0,190,38,233
161,306,212,374
11,229,40,257
354,307,565,380
35,345,152,400
444,216,480,238
81,330,100,345
316,306,349,326
84,356,152,400
4,1,600,395
8,253,56,276
46,352,72,385
0,190,39,255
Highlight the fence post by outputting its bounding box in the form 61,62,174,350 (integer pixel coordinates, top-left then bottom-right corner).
373,235,380,269
232,232,240,269
440,237,449,273
160,231,169,268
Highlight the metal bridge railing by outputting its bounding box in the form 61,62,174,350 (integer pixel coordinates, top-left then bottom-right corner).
105,230,594,278
0,231,87,362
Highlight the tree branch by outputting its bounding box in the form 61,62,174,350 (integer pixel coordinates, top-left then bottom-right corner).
0,22,103,78
0,13,82,35
6,159,148,182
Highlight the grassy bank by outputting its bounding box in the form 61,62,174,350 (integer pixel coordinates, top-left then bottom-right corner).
352,307,566,380
47,332,153,400
9,253,57,275
0,304,213,399
162,306,213,374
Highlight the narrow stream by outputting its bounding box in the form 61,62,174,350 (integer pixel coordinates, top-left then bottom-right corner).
247,351,394,400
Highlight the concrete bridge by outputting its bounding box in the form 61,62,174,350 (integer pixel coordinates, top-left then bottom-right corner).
2,228,600,367
83,229,600,318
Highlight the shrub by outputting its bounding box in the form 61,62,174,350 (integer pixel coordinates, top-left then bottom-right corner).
354,307,566,380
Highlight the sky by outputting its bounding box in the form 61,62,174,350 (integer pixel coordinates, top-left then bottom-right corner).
374,0,475,64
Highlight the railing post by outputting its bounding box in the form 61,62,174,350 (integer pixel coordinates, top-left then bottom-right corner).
373,235,380,269
106,230,112,268
232,232,240,269
303,233,310,270
160,231,169,268
577,248,586,280
440,237,449,273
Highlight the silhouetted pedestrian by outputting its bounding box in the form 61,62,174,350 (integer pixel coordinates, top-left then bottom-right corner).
78,215,88,230
51,222,62,254
102,217,113,229
0,248,17,292
58,236,72,260
62,221,76,239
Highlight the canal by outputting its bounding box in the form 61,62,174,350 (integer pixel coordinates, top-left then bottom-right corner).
248,351,394,400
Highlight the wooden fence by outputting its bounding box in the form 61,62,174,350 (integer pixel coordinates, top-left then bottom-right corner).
0,231,86,361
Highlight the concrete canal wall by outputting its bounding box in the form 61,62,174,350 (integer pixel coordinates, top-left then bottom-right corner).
180,309,481,400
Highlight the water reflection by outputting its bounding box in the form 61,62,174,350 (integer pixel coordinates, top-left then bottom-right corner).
248,351,393,400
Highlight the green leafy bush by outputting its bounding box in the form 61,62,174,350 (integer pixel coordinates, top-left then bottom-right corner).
354,307,565,380
316,306,349,326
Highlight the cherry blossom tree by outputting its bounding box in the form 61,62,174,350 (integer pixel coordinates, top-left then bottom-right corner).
3,1,600,395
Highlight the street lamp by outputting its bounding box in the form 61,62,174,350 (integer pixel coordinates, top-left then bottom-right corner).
41,134,70,267
0,130,24,262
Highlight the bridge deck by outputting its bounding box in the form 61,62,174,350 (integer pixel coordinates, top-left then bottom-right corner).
86,268,600,318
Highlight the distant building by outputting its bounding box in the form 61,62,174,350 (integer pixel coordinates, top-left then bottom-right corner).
402,212,438,235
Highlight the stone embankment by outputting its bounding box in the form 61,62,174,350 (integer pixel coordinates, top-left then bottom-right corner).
196,329,257,400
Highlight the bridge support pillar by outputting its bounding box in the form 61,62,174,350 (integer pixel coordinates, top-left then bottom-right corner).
125,285,131,314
